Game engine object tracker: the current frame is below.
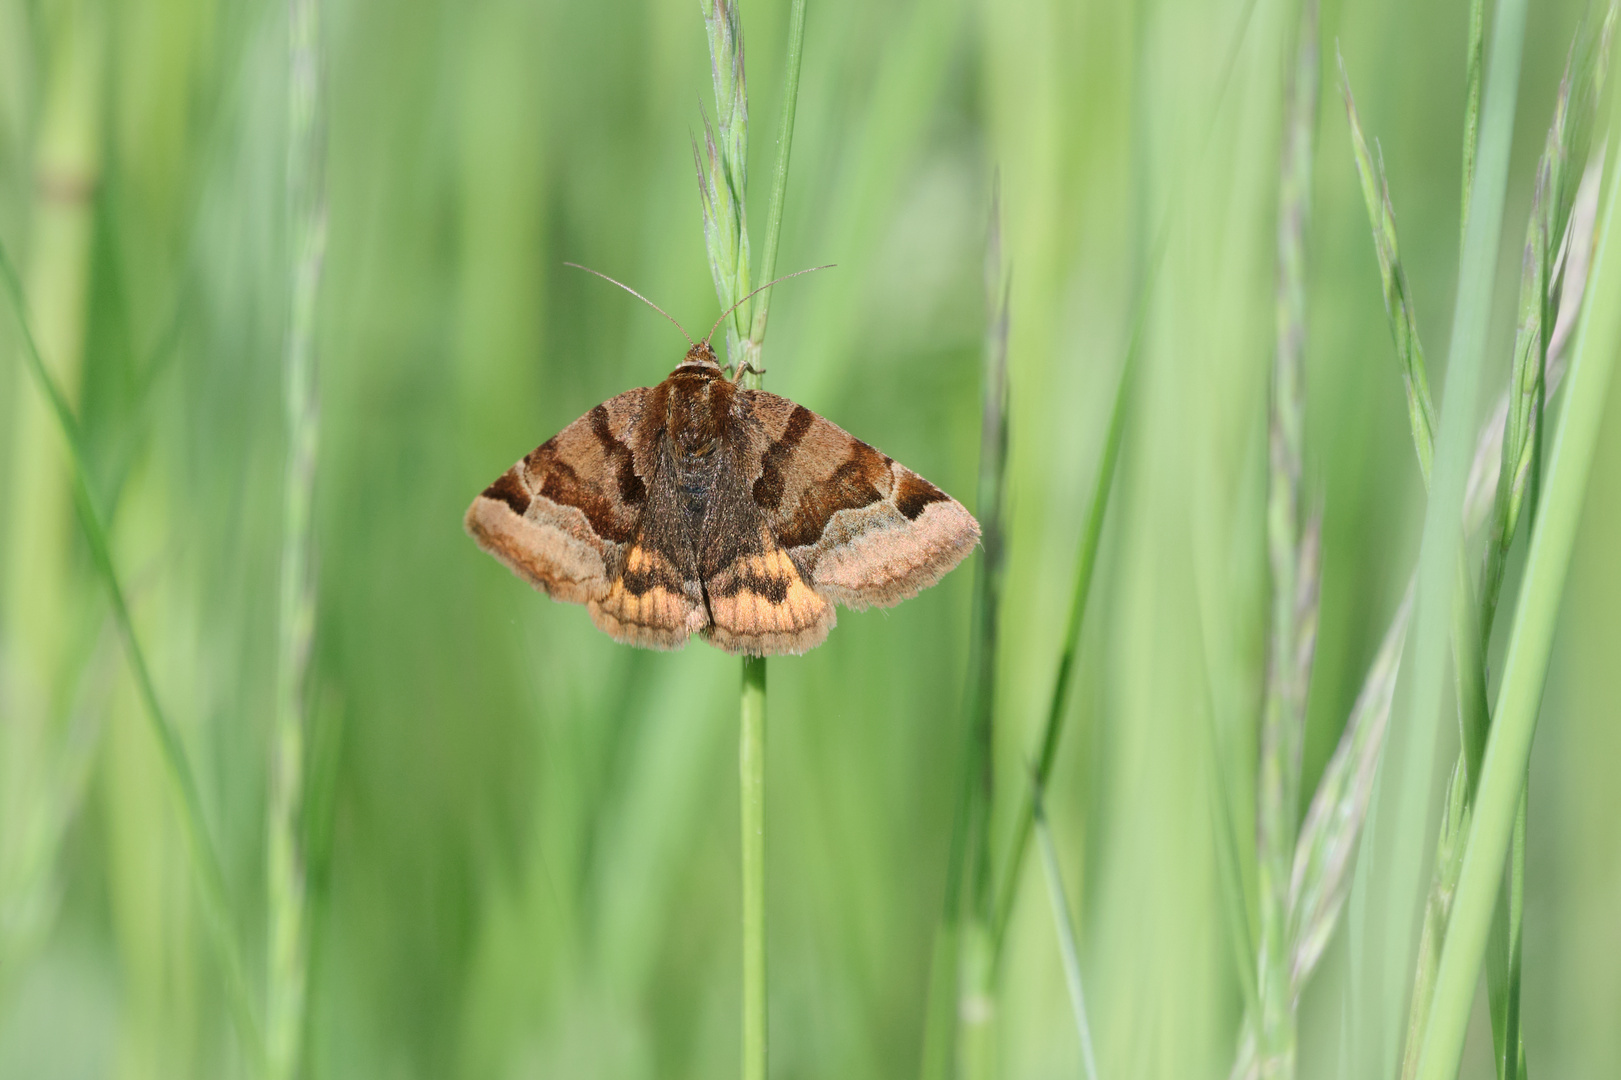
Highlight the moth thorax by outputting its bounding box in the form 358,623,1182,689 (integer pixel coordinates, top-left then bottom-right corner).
667,378,730,457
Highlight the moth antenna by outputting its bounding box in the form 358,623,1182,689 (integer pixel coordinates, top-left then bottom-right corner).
703,264,836,347
563,262,695,347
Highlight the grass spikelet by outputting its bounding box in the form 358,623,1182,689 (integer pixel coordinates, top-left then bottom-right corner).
1289,586,1411,989
267,0,328,1075
1255,5,1319,1076
1413,60,1621,1079
697,0,752,366
1338,53,1437,480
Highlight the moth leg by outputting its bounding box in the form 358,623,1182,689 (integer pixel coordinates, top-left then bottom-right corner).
727,360,766,384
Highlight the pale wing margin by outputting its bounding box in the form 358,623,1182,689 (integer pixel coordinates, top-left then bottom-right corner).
464,387,652,604
741,390,981,611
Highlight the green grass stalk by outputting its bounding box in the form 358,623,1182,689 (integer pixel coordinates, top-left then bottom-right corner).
744,0,808,358
1460,0,1486,246
0,239,265,1065
1414,84,1621,1080
917,180,1009,1080
959,185,1011,1080
1365,0,1526,1065
268,0,327,1076
0,5,101,986
739,656,767,1080
698,3,808,1075
1341,15,1612,1072
1032,781,1098,1080
987,0,1262,957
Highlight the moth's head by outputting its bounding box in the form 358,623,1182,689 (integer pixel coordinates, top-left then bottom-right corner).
678,341,722,371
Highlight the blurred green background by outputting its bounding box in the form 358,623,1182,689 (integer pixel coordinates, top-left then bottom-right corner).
1,0,1618,1077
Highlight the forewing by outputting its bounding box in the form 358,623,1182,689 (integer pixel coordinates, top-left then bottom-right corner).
740,390,980,610
464,388,654,605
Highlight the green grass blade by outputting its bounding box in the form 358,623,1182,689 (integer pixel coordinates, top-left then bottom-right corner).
1362,0,1527,1066
986,274,1131,956
917,179,1010,1080
1032,781,1099,1080
740,655,767,1080
1461,0,1487,245
0,237,265,1066
987,0,1262,958
956,185,1011,1080
698,5,808,1076
1414,86,1621,1080
1203,662,1263,1027
745,0,807,351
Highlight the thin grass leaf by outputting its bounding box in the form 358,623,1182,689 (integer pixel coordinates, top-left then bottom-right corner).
961,181,1011,1074
1414,74,1621,1079
1032,780,1099,1080
744,0,807,354
0,624,114,982
1483,19,1614,1073
1483,1,1614,646
1357,0,1529,1065
1393,154,1602,1080
1401,18,1614,1073
1460,0,1487,244
0,238,265,1065
987,0,1265,959
1202,655,1262,1026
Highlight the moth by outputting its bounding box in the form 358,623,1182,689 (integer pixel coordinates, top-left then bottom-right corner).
465,268,980,656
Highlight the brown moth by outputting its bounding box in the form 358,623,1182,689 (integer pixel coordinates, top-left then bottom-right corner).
464,271,980,656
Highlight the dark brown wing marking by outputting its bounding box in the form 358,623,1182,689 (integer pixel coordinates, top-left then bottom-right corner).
589,438,707,650
894,472,951,520
697,424,834,656
738,389,980,611
464,387,652,606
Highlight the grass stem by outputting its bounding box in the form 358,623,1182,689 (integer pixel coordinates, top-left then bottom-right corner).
1366,0,1527,1063
268,0,327,1075
1414,88,1621,1079
1032,781,1098,1080
740,656,767,1080
0,238,265,1066
701,4,808,1076
987,0,1262,957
